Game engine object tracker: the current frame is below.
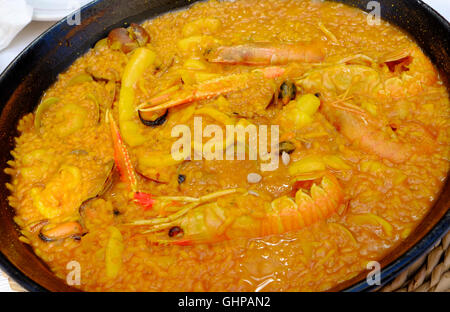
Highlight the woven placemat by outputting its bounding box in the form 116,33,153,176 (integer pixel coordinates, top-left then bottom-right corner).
3,230,449,292
381,230,450,292
1,271,25,292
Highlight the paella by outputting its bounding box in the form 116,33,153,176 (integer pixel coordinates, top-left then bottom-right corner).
5,0,450,291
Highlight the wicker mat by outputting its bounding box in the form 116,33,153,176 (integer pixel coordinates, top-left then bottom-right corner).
381,230,450,292
4,274,25,292
3,230,450,292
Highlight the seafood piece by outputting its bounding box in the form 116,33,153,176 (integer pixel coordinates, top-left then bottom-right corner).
109,111,138,192
108,111,155,210
30,165,83,220
34,161,115,242
39,221,84,242
34,97,60,132
105,226,124,278
320,99,437,163
323,103,408,163
206,41,326,65
279,141,296,154
278,80,297,105
118,47,156,147
108,23,151,53
296,63,438,163
130,189,244,226
54,103,89,137
82,161,115,204
297,64,382,98
129,24,151,47
67,72,94,87
133,175,343,245
138,109,168,127
380,47,438,97
307,47,438,100
301,48,437,100
137,66,286,115
85,93,101,124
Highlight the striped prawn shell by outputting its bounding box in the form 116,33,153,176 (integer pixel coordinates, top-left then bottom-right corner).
259,174,343,237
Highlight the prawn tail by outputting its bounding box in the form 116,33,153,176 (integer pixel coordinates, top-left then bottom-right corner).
270,174,344,234
296,174,343,226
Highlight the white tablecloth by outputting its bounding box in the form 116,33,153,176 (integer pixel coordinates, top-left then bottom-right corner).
0,0,448,292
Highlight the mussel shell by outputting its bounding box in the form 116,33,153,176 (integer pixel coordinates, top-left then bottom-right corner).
79,160,115,216
39,222,84,242
138,109,168,127
107,27,139,53
168,226,184,238
279,141,296,154
279,81,297,105
128,23,150,46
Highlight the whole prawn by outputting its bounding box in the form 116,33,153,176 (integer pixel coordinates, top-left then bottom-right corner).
296,58,438,163
137,66,286,115
131,174,343,245
321,102,421,163
206,41,326,65
320,101,437,164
